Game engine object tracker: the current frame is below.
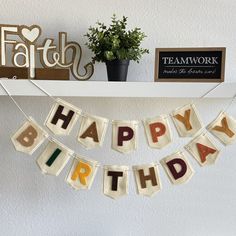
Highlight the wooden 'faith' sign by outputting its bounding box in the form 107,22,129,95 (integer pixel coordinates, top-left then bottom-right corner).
0,24,94,80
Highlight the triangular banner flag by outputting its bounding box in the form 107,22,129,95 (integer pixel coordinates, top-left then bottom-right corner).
208,112,236,145
161,151,194,185
66,157,98,190
143,115,172,149
133,164,161,197
172,103,203,137
112,120,138,154
37,140,73,176
185,132,220,166
11,117,48,155
103,165,129,199
45,98,81,135
77,114,108,149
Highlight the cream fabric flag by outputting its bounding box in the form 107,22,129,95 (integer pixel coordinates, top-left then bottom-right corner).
133,164,161,197
103,165,129,199
77,114,109,149
66,157,98,190
161,151,194,185
11,117,48,155
112,120,138,154
172,103,203,137
143,115,172,149
45,98,81,135
207,112,236,145
185,132,220,166
37,140,73,176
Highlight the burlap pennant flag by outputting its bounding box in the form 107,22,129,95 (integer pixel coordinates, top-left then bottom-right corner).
172,103,203,137
185,132,220,166
207,112,236,145
112,120,138,154
45,98,81,135
143,115,172,149
133,164,161,197
11,117,48,155
37,140,73,176
77,114,109,149
103,165,129,199
66,157,98,190
161,151,194,185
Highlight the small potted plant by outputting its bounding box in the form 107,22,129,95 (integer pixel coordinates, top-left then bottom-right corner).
85,15,149,81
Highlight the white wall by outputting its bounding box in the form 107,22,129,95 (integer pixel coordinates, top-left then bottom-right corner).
0,1,236,235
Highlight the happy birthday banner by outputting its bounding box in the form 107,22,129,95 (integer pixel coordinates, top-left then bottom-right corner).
2,81,236,199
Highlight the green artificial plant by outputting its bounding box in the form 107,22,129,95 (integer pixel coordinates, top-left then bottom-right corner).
85,15,149,63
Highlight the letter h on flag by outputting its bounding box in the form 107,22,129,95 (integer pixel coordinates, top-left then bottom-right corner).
45,99,81,135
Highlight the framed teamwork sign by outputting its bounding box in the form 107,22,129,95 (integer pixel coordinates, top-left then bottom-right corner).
154,47,226,82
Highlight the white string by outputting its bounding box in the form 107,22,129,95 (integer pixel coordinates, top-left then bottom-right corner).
223,91,236,112
29,80,57,102
0,80,30,121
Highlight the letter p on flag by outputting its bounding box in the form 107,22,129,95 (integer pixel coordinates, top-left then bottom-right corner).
11,118,48,155
112,120,138,154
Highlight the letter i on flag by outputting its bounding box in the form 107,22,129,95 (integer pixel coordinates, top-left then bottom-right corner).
45,98,81,135
37,140,73,176
112,120,138,154
143,115,172,149
103,165,129,199
161,151,194,185
208,112,236,145
172,104,203,137
133,164,162,197
77,114,109,149
66,157,98,190
185,132,220,166
11,117,48,155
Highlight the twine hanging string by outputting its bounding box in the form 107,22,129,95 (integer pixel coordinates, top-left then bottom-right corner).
0,79,30,121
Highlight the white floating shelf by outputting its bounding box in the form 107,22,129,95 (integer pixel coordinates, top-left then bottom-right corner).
0,80,235,98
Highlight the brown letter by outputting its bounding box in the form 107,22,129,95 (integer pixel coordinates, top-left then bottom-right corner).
16,125,38,147
149,122,166,143
107,171,123,191
138,167,157,188
118,126,134,146
51,105,75,129
213,117,234,138
166,158,187,180
80,122,99,142
174,109,192,130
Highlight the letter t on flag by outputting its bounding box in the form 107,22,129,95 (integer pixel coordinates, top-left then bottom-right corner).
45,98,81,135
103,165,129,199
